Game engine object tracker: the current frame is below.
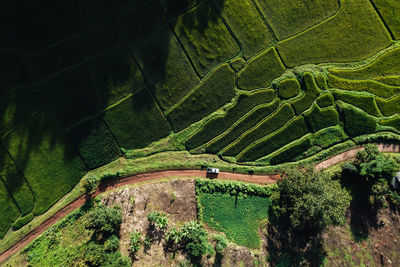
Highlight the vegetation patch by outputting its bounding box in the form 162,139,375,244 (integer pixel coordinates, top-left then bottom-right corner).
379,115,400,131
278,78,300,99
376,95,400,116
304,104,339,133
292,73,321,115
316,93,334,107
312,126,348,149
267,135,313,165
0,179,19,238
333,91,381,116
373,0,400,39
11,213,34,231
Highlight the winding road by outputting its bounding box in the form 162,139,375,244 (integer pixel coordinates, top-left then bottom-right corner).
0,143,399,263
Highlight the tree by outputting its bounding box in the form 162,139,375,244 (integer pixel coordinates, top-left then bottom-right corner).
277,169,351,232
85,205,122,238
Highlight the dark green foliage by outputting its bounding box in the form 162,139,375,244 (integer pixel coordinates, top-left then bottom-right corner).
333,91,381,116
278,78,300,99
315,74,328,90
85,205,122,237
316,93,334,107
185,90,274,150
255,0,339,39
276,0,391,67
0,179,19,238
214,0,273,57
238,116,309,162
1,112,87,215
206,100,279,153
180,221,214,258
292,73,321,115
173,2,240,76
167,64,235,132
328,74,400,98
373,0,400,39
214,235,228,253
304,104,339,133
80,176,99,194
269,136,313,165
223,103,295,156
375,75,400,86
12,213,34,231
376,95,400,116
277,169,351,231
312,126,348,148
230,58,246,72
104,89,171,149
237,48,286,90
337,101,377,137
379,115,400,131
68,120,121,169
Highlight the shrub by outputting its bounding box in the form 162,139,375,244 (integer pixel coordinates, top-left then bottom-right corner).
304,104,339,133
167,64,235,131
148,211,169,229
104,235,120,252
129,230,142,253
223,103,295,156
376,95,400,116
185,90,274,150
237,47,286,90
180,221,214,258
333,90,381,116
12,213,34,231
214,235,228,253
278,78,300,99
80,176,99,194
292,73,321,115
85,205,122,237
316,93,334,107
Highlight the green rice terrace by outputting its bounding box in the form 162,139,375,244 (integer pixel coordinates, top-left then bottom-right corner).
1,0,400,266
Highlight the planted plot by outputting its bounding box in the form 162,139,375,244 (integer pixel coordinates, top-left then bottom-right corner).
206,100,280,154
255,0,339,39
0,179,19,238
222,103,295,156
167,64,235,132
380,116,400,131
185,90,274,150
278,78,300,99
277,0,391,67
237,47,285,90
173,3,240,76
104,89,171,149
316,93,334,107
292,73,321,115
213,0,273,58
333,91,381,116
373,0,400,39
304,104,339,133
267,135,313,165
376,95,400,116
312,126,348,149
1,112,86,215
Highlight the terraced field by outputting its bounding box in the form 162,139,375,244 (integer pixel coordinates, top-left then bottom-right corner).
1,0,400,247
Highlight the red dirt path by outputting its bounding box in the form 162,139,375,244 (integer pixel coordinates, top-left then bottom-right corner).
1,143,399,263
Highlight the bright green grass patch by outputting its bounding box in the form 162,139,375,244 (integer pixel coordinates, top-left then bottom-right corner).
167,64,235,132
328,74,400,98
237,47,285,90
376,95,400,116
213,0,273,58
0,145,34,215
379,115,400,131
11,213,34,231
118,4,200,110
87,45,146,109
1,112,87,215
185,90,274,150
238,116,309,162
222,103,295,156
0,179,19,238
372,0,400,39
374,75,400,86
292,73,321,115
199,192,271,248
173,3,240,77
276,0,391,67
104,89,171,149
255,0,339,40
304,104,339,133
333,90,381,116
278,78,300,99
206,100,280,153
329,46,400,79
67,120,121,169
336,101,377,138
316,93,334,107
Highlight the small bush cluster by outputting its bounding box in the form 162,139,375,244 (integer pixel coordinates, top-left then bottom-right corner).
84,205,122,239
148,211,169,229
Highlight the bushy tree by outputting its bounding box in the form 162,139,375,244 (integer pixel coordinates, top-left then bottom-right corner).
85,205,122,237
214,235,228,254
277,169,351,232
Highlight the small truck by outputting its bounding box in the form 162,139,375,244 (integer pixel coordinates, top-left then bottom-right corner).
206,167,219,174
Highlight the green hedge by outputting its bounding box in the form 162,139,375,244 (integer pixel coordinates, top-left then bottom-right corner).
12,213,34,231
255,0,339,40
196,179,277,197
336,101,377,137
328,74,400,98
316,93,334,107
173,3,240,76
278,78,300,99
167,64,235,132
1,112,87,215
312,125,348,149
0,145,34,215
268,135,313,165
376,95,400,116
379,116,400,131
67,120,121,169
237,48,286,90
333,91,381,116
373,0,400,39
185,90,274,150
304,104,339,133
222,103,295,156
292,73,321,115
329,47,400,79
214,0,273,58
276,0,391,67
105,89,171,149
237,116,309,162
206,101,280,153
0,179,19,238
